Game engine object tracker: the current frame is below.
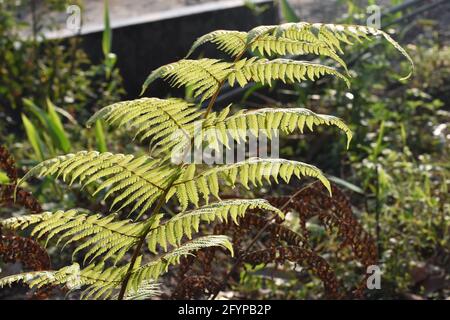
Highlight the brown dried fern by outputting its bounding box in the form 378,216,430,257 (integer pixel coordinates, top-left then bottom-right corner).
0,146,42,214
172,183,376,299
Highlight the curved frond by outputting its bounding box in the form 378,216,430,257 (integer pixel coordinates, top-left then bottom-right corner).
87,98,202,152
1,210,153,264
169,158,331,210
130,235,233,285
141,59,233,101
204,106,352,149
186,30,246,57
116,280,161,300
17,151,178,217
0,262,129,300
146,199,284,253
228,58,350,88
0,235,232,299
247,22,413,79
187,30,347,71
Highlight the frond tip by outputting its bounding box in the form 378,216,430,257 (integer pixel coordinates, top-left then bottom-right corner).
140,59,233,101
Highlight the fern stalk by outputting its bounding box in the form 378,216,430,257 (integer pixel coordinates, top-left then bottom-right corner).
118,46,249,300
117,171,180,299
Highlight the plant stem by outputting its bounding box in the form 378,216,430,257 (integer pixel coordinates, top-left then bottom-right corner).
118,45,250,299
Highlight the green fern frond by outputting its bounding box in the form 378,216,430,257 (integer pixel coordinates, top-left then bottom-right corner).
141,57,348,101
0,262,129,300
247,22,413,79
186,30,247,57
146,199,283,252
0,263,85,290
129,235,233,287
86,98,202,152
187,30,347,71
169,158,330,210
1,209,155,264
141,59,233,100
228,58,350,88
0,236,232,299
203,106,352,149
16,151,178,217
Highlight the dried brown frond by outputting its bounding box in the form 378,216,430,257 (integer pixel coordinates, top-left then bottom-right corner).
0,233,51,271
266,183,378,270
0,146,17,183
241,245,342,299
0,146,42,214
172,276,221,299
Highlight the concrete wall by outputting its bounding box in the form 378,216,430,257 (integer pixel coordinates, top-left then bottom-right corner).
74,0,278,97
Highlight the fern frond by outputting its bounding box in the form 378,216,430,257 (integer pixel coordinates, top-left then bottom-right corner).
0,263,85,290
141,59,233,101
247,22,413,79
0,262,129,300
169,158,330,210
186,30,247,57
146,199,283,253
129,235,233,287
86,98,202,152
17,151,178,217
0,234,231,299
228,58,349,88
203,106,352,149
187,30,347,71
1,210,154,264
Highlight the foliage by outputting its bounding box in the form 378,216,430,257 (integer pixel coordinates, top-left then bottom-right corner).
0,20,412,300
0,0,124,156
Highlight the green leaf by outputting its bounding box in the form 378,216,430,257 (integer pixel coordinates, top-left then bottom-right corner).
21,114,45,161
95,120,108,153
46,98,71,153
280,0,299,23
102,0,112,56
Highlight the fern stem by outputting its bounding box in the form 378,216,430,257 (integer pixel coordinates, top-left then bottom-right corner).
117,172,180,300
118,46,250,300
203,48,248,118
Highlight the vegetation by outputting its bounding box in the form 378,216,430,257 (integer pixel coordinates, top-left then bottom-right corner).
0,0,448,301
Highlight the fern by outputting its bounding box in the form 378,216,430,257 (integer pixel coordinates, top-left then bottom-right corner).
188,22,413,79
146,199,284,252
1,21,412,299
168,158,331,210
142,57,349,98
86,98,203,154
1,199,281,264
187,30,348,71
203,106,352,149
0,235,232,300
